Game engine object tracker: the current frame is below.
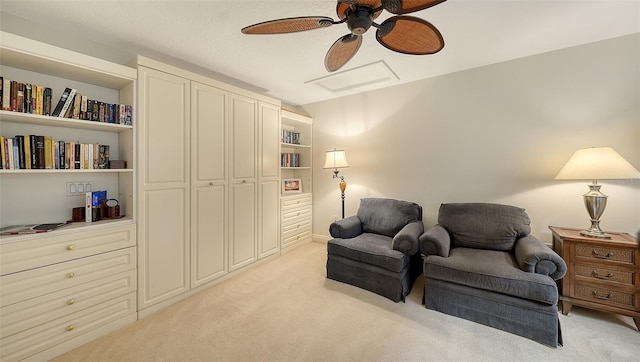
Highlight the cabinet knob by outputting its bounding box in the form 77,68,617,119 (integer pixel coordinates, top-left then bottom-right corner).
242,180,247,183
66,245,75,251
66,325,75,332
209,182,214,186
66,272,75,279
67,299,76,305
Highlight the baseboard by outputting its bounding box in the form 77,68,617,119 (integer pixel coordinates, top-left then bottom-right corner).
313,233,330,243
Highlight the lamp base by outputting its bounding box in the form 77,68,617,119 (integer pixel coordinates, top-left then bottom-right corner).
580,183,611,239
580,228,611,239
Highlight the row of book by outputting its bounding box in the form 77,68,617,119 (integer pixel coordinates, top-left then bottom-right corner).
1,135,110,170
281,152,301,168
0,77,133,125
281,130,301,145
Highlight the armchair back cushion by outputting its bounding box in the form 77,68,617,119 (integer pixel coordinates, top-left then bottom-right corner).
438,203,531,251
357,198,422,238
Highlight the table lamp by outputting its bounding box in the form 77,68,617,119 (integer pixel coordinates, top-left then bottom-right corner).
323,148,349,218
555,146,640,239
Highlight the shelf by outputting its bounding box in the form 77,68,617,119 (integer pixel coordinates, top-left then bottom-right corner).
281,167,311,170
1,32,136,89
0,217,134,244
0,110,133,133
281,142,310,148
0,169,132,174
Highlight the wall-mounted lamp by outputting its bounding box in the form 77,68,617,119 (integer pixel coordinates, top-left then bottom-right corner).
555,146,640,239
323,148,350,218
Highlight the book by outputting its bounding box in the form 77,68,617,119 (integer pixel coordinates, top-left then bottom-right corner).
98,144,109,169
43,87,52,116
0,222,69,236
23,135,31,169
72,92,81,119
1,78,9,111
51,88,71,116
86,190,107,222
0,136,4,169
43,135,53,169
14,135,25,169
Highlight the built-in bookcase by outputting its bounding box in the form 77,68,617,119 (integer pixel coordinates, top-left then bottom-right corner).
280,109,312,195
0,31,136,230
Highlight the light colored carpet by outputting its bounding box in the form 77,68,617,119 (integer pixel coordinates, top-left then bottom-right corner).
53,242,640,362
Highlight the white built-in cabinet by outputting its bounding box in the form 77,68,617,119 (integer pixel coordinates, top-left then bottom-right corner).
0,32,137,361
280,110,313,251
136,57,281,315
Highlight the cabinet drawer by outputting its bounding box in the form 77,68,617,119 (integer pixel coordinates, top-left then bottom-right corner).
281,194,312,210
0,223,136,276
574,264,635,287
281,205,312,222
574,282,636,310
0,247,135,307
574,243,635,266
281,217,311,235
1,269,136,338
0,292,136,362
282,227,312,247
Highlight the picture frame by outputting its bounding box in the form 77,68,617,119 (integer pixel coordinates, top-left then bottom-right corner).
282,178,302,194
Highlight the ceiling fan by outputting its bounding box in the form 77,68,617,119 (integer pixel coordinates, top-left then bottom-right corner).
241,0,447,72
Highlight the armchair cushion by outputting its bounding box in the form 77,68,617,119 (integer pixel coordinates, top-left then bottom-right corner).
328,233,410,273
357,198,422,238
391,221,424,255
515,235,567,280
425,248,559,305
437,203,531,251
329,215,363,239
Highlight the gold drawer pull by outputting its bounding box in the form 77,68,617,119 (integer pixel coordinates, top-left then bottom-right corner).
66,272,75,279
592,271,614,280
592,291,612,300
66,325,75,332
66,245,75,251
592,250,614,259
67,299,75,305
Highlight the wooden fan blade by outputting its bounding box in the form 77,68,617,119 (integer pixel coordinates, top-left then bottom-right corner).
376,16,444,54
382,0,447,14
325,34,362,72
241,16,334,34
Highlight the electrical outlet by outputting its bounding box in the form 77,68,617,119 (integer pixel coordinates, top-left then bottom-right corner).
66,181,96,196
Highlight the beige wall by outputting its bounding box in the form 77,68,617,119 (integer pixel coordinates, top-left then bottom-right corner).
304,34,640,244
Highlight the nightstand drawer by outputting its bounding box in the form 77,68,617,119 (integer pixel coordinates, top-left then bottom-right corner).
574,264,635,287
574,243,634,265
574,282,636,310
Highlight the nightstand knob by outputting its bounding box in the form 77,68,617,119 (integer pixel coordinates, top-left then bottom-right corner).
66,245,74,251
66,325,75,332
592,271,614,280
66,272,75,279
592,250,614,259
592,291,612,300
67,299,75,305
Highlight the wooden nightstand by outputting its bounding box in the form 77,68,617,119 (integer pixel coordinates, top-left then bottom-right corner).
549,226,639,330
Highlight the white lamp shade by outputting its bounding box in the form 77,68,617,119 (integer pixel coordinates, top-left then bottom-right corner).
323,149,349,169
555,147,640,180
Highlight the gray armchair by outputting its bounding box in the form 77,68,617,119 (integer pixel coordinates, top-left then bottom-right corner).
420,203,567,347
327,198,424,302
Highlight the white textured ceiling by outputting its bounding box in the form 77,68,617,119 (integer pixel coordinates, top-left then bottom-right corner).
1,1,638,106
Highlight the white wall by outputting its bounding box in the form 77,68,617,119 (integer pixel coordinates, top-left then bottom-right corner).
303,34,640,244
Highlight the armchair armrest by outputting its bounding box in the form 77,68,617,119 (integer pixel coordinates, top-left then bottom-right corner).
419,224,451,257
329,216,363,239
515,234,567,280
392,221,424,255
